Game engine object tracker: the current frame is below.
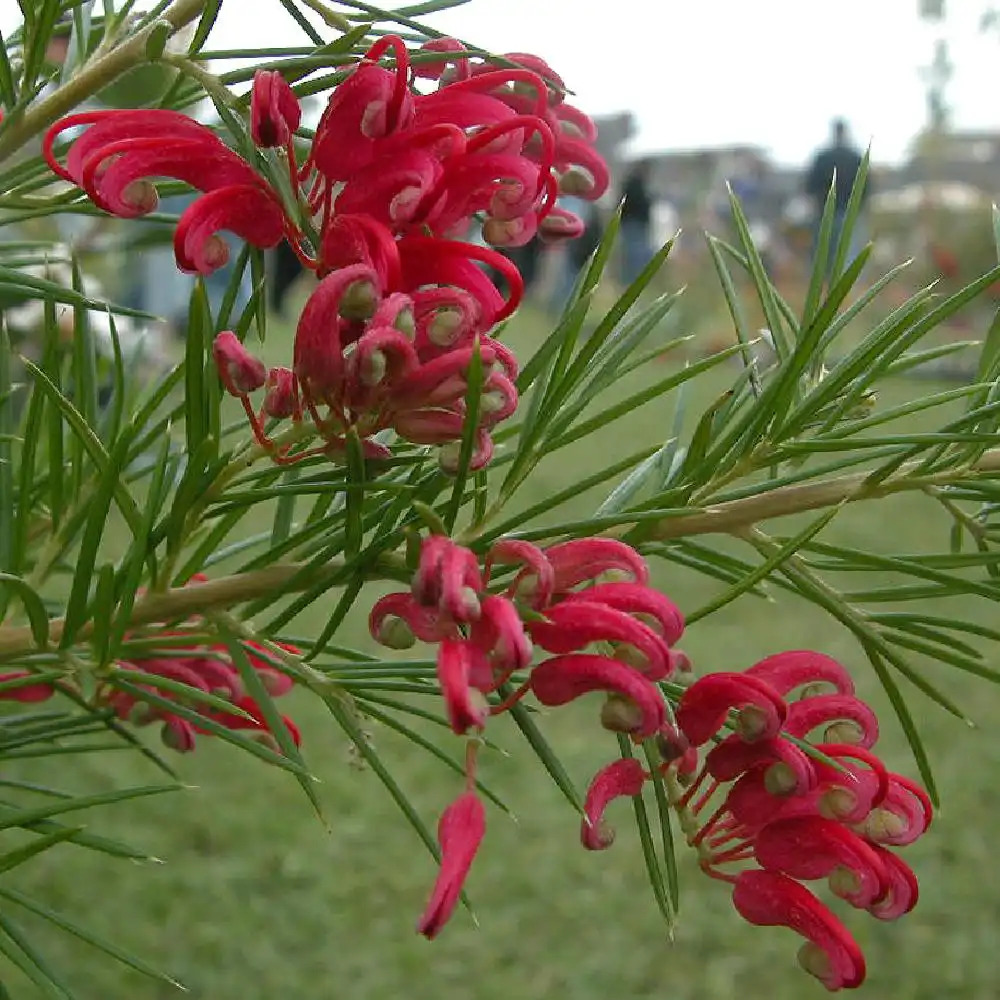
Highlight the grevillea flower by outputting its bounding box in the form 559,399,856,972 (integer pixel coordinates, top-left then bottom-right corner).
370,533,687,938
733,870,866,991
581,758,647,850
0,671,57,703
417,791,485,939
529,654,666,738
101,580,300,753
44,37,608,473
660,651,932,990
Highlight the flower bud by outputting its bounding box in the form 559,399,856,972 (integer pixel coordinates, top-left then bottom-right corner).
121,180,160,214
339,279,379,320
428,307,464,346
654,724,691,763
376,615,417,650
558,166,596,196
160,718,196,753
600,693,645,734
127,702,159,726
764,761,800,796
263,367,297,419
736,704,772,742
213,331,266,397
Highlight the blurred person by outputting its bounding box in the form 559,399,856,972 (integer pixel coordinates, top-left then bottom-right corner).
548,195,604,313
619,159,654,286
272,240,307,318
804,118,869,270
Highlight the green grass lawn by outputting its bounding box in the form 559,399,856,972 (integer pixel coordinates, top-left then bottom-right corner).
4,291,999,1000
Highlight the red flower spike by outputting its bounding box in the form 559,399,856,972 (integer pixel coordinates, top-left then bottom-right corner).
0,671,56,703
529,653,665,739
745,650,855,697
417,791,485,939
557,581,685,646
732,870,866,990
213,331,266,397
866,847,919,921
581,758,647,850
753,816,889,911
526,601,673,680
251,69,301,149
675,672,787,747
783,693,879,749
543,538,650,592
437,639,488,735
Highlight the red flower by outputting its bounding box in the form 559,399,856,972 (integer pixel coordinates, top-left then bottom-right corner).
45,37,610,472
250,69,301,148
529,654,665,739
733,870,866,991
44,110,287,275
581,758,647,850
436,639,488,735
104,583,300,754
0,670,56,703
675,671,787,747
417,791,485,939
663,652,931,989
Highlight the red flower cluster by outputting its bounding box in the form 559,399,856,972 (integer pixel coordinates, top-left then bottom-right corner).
0,671,59,703
44,37,607,467
370,534,686,937
106,635,301,754
658,653,932,990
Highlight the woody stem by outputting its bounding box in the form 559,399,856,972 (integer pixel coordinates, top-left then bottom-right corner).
0,0,209,164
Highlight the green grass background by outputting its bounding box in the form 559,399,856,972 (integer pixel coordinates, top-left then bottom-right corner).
4,295,998,1000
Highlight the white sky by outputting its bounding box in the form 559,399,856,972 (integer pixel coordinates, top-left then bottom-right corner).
6,1,1000,165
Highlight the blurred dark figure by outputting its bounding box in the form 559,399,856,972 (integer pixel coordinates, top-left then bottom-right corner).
504,239,543,297
272,240,306,318
804,119,868,268
619,159,654,286
549,195,603,313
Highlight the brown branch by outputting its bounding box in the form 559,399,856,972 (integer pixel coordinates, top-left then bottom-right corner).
622,446,1000,541
3,448,1000,661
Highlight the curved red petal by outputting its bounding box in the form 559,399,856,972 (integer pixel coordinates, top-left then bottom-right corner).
732,869,866,990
